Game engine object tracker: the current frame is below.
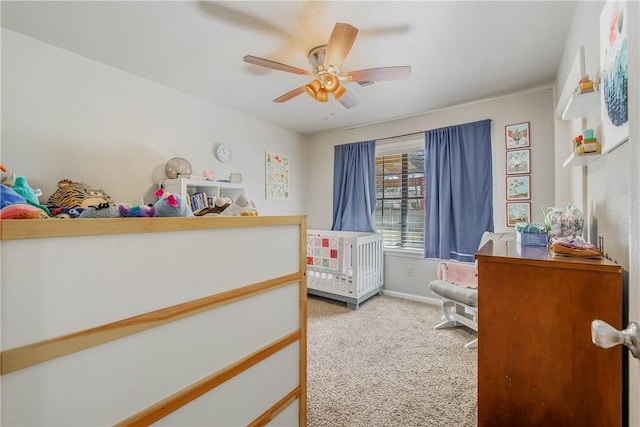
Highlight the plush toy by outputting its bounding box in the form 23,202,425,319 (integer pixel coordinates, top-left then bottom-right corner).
10,176,51,216
194,196,232,216
118,204,156,217
0,203,49,219
221,194,258,216
49,207,84,218
1,184,27,209
47,179,114,209
80,202,122,218
153,188,193,217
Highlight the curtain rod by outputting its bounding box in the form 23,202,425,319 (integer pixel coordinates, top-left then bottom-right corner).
376,131,424,144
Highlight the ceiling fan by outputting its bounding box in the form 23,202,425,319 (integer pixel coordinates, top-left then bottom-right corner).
244,23,411,109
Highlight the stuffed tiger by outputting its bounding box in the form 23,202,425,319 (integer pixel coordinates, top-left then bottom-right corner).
47,179,114,208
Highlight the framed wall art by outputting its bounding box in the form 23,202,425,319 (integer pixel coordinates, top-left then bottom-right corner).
600,0,628,153
506,202,531,227
506,175,531,201
265,150,289,200
506,149,530,175
505,122,530,149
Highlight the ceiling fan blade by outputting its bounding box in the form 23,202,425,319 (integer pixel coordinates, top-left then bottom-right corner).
244,55,311,76
336,90,359,109
344,66,411,82
325,23,358,69
273,86,306,103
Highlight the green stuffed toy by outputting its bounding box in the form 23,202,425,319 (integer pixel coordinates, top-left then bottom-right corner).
9,176,51,217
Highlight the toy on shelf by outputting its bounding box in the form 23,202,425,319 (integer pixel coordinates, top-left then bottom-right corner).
576,75,597,94
10,176,51,216
193,197,232,216
1,203,49,219
47,179,114,208
80,202,122,218
119,204,156,217
154,188,193,217
572,128,601,155
221,194,258,216
0,167,50,219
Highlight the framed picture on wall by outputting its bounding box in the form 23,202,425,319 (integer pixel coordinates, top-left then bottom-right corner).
600,0,629,153
505,122,530,149
506,149,530,175
506,175,531,200
506,202,531,227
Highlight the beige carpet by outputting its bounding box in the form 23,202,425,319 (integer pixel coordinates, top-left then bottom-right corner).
306,294,477,427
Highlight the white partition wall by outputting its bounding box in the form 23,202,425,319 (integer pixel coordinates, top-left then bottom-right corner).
0,216,307,426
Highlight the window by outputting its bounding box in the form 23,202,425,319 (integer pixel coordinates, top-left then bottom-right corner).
373,145,425,250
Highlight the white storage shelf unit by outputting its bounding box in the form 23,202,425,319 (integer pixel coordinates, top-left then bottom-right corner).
162,178,247,202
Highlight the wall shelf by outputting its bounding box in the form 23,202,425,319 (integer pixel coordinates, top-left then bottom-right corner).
559,90,600,120
562,151,601,168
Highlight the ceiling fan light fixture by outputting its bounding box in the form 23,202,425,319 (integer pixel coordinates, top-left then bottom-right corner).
333,83,347,100
323,74,340,93
315,88,328,102
304,79,322,98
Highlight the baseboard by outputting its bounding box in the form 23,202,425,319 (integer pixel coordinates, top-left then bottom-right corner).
382,290,441,306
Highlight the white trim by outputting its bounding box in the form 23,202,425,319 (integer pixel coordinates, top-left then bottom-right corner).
383,290,441,306
383,248,424,259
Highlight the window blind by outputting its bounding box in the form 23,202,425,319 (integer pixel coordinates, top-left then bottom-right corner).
373,151,425,250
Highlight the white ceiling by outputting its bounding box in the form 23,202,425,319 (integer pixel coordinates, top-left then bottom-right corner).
1,1,578,136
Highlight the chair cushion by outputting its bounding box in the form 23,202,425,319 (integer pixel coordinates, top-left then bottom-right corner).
429,280,478,307
437,262,478,288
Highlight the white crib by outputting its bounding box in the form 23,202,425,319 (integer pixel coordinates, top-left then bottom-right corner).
306,229,384,309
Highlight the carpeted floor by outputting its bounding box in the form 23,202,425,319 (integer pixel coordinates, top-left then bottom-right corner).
306,294,477,427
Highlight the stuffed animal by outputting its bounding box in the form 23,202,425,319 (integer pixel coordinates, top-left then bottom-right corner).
10,176,51,217
80,202,122,218
49,207,84,218
153,188,193,217
48,179,114,209
0,203,49,219
118,204,156,217
1,184,26,209
221,194,258,216
194,196,232,216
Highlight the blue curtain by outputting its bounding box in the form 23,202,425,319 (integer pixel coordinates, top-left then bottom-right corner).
424,119,494,261
332,140,376,232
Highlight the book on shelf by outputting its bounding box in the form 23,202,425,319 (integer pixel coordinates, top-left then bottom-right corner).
190,192,209,211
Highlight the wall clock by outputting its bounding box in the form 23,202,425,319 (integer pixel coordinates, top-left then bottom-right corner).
215,143,232,163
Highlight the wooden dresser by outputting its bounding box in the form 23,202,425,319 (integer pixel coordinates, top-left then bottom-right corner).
476,238,622,427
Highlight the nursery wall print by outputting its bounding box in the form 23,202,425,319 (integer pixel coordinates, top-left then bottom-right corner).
506,202,531,227
600,0,628,153
506,149,530,175
265,150,289,200
505,122,530,149
506,175,531,200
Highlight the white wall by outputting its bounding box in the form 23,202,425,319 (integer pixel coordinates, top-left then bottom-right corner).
307,88,556,298
553,1,638,424
1,29,308,215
